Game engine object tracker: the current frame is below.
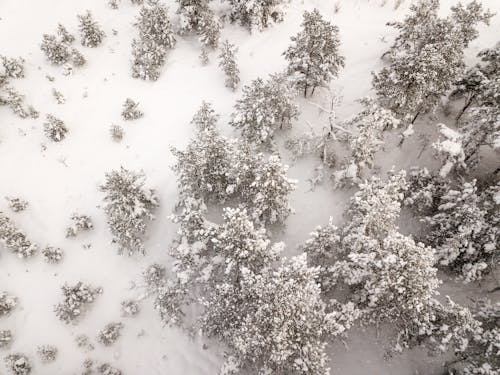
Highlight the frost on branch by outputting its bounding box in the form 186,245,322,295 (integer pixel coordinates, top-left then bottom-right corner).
44,114,68,142
100,167,159,255
218,40,239,91
227,0,286,31
54,282,102,324
230,73,299,145
0,212,37,258
284,9,344,97
78,11,105,48
0,292,17,317
373,0,492,123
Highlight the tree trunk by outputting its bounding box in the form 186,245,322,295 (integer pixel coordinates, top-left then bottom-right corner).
456,95,475,123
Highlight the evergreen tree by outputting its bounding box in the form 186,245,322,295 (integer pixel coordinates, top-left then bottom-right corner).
0,212,37,258
227,0,286,31
100,168,159,255
218,40,240,90
43,114,68,142
284,9,345,97
54,282,102,323
230,74,299,145
78,11,105,48
373,0,492,123
177,0,220,48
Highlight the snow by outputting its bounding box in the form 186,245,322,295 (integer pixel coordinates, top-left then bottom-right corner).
0,0,499,374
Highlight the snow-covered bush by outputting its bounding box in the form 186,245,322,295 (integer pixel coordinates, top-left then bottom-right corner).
78,11,105,47
54,282,102,324
6,197,28,213
0,330,13,349
0,212,37,258
121,98,143,120
424,180,498,282
218,40,239,90
52,89,65,104
43,114,68,142
100,168,159,255
97,322,124,346
284,9,344,97
373,0,492,122
230,74,299,145
121,300,140,317
65,214,93,238
0,56,24,80
42,246,64,264
202,254,358,375
4,353,31,375
227,0,286,31
131,1,176,80
97,363,122,375
37,345,57,363
0,292,17,317
403,167,448,214
70,48,86,67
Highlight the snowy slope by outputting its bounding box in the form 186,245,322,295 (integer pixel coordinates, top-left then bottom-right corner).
0,0,499,374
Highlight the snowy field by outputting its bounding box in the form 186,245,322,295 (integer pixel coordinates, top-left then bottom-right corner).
0,0,499,374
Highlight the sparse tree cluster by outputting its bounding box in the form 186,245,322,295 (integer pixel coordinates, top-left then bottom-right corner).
284,9,345,97
65,213,94,238
41,23,86,67
230,74,299,145
100,167,159,255
132,1,176,81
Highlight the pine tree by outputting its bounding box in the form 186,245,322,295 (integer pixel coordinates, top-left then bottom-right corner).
100,168,159,255
54,282,102,323
190,101,218,130
78,11,105,48
227,0,286,31
284,9,345,97
121,98,144,120
43,114,68,142
230,74,299,145
373,0,492,123
40,34,70,65
0,212,37,258
218,40,240,90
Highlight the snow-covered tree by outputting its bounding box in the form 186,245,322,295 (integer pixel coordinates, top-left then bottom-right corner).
121,299,140,317
242,155,296,225
284,9,344,97
218,40,239,90
132,1,176,80
97,322,124,346
100,168,159,255
177,0,220,48
121,98,144,120
227,0,286,31
40,34,70,65
43,114,68,142
0,330,13,349
202,254,358,375
41,246,64,264
190,101,218,130
54,282,102,324
403,167,448,214
6,197,28,213
0,212,37,258
230,74,299,145
57,23,75,44
4,353,31,375
110,124,125,141
424,180,498,282
78,11,105,47
373,0,492,122
0,292,17,317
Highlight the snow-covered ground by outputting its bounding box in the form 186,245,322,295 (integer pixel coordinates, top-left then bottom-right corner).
0,0,499,374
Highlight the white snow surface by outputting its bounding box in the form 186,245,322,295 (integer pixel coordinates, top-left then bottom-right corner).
0,0,499,374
